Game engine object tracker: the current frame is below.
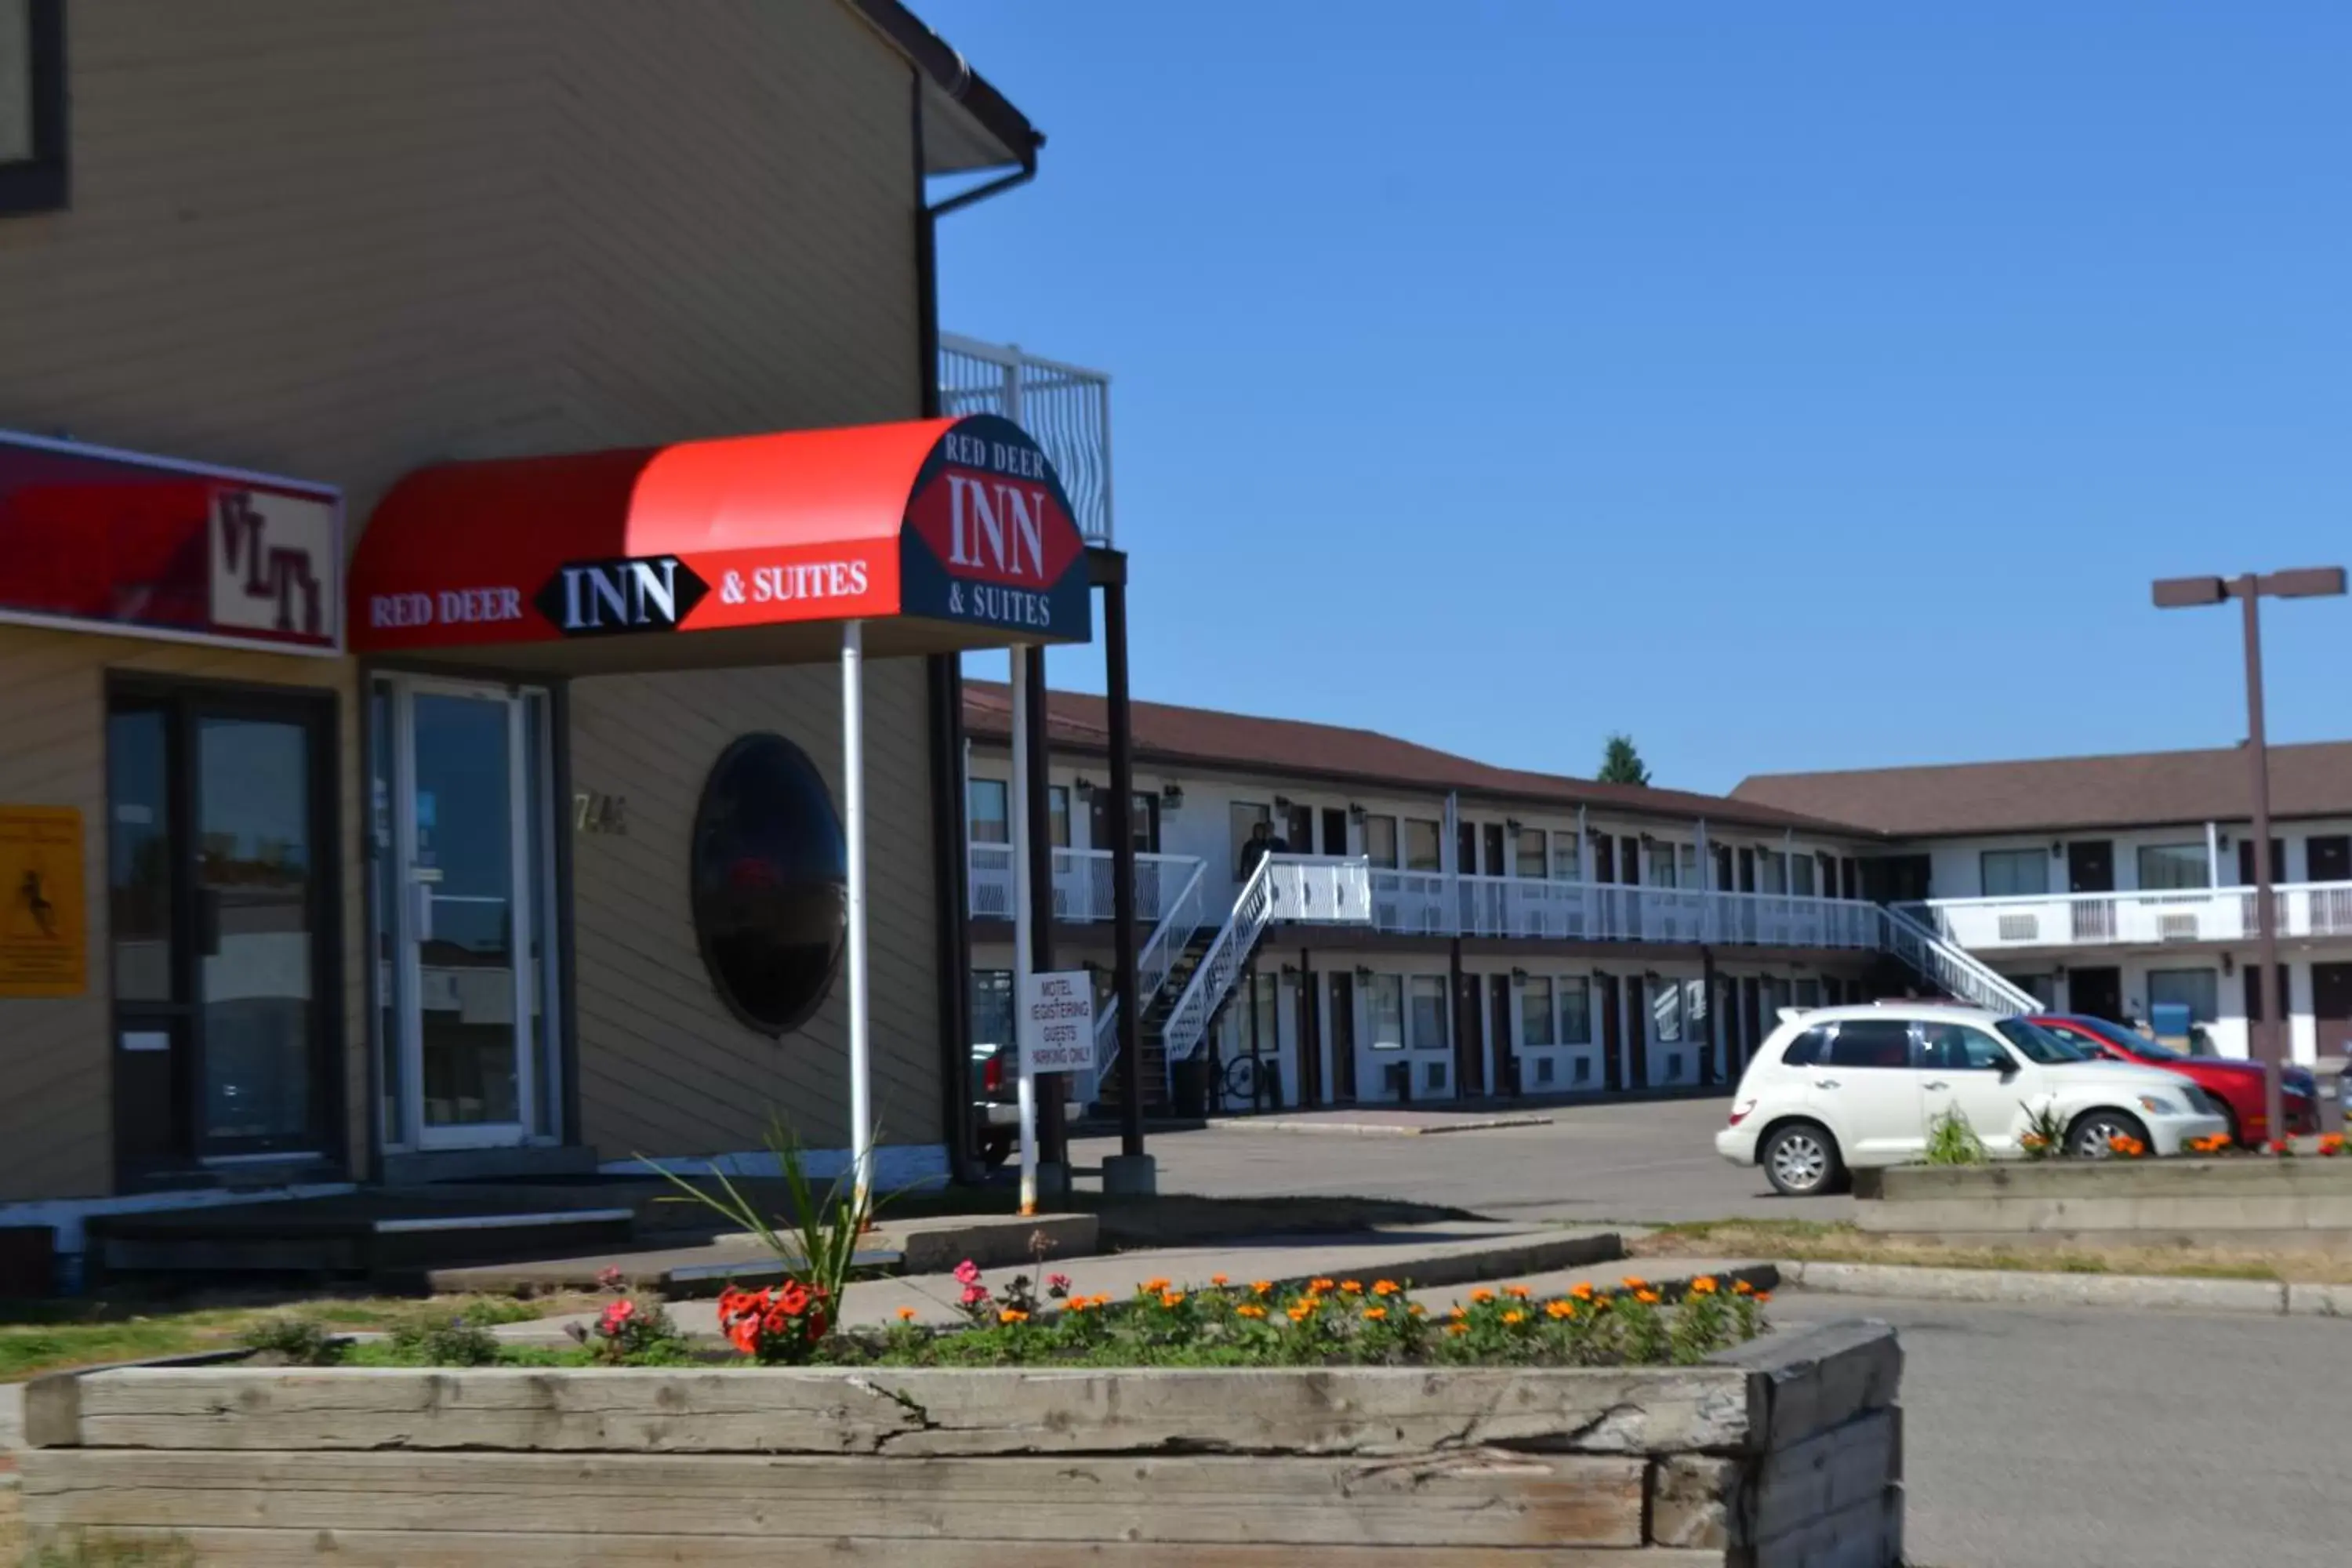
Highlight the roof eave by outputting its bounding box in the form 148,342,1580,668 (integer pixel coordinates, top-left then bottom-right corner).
845,0,1044,175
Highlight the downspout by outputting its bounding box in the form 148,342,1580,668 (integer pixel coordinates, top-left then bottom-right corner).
913,74,1039,1182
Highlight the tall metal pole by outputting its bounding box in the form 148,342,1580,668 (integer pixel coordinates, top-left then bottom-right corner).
2239,577,2286,1145
1009,649,1038,1215
1023,644,1065,1178
841,619,873,1210
1102,558,1146,1158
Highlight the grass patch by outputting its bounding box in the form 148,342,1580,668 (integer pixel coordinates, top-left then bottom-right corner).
1629,1219,2309,1283
0,1292,593,1383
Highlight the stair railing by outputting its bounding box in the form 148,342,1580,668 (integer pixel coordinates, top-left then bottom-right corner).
1160,855,1374,1071
1084,857,1209,1098
1875,902,2039,1016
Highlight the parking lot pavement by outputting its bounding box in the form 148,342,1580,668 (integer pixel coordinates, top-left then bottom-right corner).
1075,1094,1857,1225
1774,1291,2350,1568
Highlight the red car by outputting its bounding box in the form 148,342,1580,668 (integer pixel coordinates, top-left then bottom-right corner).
2031,1013,2319,1145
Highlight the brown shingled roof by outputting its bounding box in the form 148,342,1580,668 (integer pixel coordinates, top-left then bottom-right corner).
1732,740,2352,837
963,681,1861,836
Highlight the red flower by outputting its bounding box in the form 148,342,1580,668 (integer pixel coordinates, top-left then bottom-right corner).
775,1283,812,1318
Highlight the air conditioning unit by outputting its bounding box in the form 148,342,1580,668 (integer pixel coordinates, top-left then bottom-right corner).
1998,914,2039,942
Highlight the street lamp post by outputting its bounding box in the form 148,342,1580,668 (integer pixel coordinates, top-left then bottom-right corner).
2152,567,2347,1145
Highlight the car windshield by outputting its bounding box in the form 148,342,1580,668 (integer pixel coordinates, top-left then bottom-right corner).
1995,1018,2094,1064
2060,1014,2183,1060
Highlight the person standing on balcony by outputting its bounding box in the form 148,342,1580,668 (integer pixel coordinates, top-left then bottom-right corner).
1239,820,1279,879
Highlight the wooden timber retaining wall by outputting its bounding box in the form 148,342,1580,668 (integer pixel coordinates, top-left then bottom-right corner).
20,1320,1904,1565
1855,1157,2352,1250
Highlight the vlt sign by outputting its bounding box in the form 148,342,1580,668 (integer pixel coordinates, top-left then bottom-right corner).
534,554,711,637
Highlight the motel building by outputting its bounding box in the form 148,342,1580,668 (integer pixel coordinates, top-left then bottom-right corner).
964,693,2352,1116
0,0,1134,1285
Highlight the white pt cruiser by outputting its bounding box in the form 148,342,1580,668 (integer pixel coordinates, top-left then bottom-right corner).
1715,1004,2228,1196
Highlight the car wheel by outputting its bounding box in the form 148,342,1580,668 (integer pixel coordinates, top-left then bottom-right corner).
2212,1100,2243,1149
2067,1109,2151,1159
1762,1122,1843,1197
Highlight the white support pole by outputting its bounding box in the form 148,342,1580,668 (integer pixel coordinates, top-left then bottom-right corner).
2206,819,2223,888
1010,649,1039,1216
842,620,873,1212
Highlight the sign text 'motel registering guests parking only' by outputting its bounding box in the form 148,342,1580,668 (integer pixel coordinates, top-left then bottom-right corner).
1020,971,1095,1076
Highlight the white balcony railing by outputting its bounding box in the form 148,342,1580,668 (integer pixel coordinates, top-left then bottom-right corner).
1359,869,1885,949
938,334,1113,547
1915,881,2352,952
968,845,1203,927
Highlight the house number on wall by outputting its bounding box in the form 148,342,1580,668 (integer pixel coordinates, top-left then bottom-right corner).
574,791,629,836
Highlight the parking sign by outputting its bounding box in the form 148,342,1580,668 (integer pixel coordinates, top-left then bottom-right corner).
1021,970,1096,1075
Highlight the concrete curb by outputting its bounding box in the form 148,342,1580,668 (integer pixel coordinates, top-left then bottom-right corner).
1779,1258,2352,1318
1207,1114,1554,1138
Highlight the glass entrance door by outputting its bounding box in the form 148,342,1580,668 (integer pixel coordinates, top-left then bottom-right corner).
374,678,558,1152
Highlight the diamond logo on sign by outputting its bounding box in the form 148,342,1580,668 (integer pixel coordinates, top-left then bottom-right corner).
533,555,710,637
1021,970,1097,1076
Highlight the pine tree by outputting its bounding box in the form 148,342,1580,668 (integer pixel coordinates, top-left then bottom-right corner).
1597,734,1650,786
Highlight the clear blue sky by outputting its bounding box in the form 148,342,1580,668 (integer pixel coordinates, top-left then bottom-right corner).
932,2,2351,795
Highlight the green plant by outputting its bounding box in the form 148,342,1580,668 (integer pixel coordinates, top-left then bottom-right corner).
2019,1101,2067,1160
236,1316,344,1367
386,1313,501,1367
23,1534,196,1566
652,1119,877,1346
563,1277,684,1365
1924,1105,1988,1167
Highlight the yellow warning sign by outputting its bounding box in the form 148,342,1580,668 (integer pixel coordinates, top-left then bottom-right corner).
1,806,86,998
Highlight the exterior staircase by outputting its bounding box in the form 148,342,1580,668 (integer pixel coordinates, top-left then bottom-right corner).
1091,928,1216,1116
1874,902,2038,1015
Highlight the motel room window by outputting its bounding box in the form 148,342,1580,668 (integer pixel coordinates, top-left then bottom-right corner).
1047,786,1070,849
1980,848,2049,898
2147,967,2220,1023
1789,855,1816,897
1552,835,1582,881
1515,829,1547,879
1363,814,1398,868
1520,977,1555,1047
1403,818,1443,872
1367,974,1404,1049
967,779,1009,844
2009,972,2058,1009
971,969,1014,1049
1651,979,1683,1042
1759,852,1788,895
2137,843,2210,891
1646,842,1678,886
0,0,65,215
1559,978,1593,1044
1407,975,1449,1051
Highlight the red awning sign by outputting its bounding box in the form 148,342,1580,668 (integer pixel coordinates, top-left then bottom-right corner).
352,414,1091,658
0,431,343,654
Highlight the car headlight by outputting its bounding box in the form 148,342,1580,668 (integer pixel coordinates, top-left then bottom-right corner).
2136,1094,2183,1116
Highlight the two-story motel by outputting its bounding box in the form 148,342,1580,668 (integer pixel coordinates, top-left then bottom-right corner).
964,688,2352,1113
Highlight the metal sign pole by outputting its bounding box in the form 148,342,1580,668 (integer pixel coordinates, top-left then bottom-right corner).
843,619,873,1212
1010,649,1039,1215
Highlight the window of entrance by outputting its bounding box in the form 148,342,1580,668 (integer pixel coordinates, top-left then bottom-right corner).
371,677,561,1152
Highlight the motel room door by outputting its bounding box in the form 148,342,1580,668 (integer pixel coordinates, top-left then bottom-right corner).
373,677,561,1153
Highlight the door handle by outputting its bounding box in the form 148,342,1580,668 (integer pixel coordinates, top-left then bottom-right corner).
1924,1080,1951,1091
1813,1078,1840,1090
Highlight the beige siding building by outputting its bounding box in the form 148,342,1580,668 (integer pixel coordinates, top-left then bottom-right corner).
0,0,1061,1261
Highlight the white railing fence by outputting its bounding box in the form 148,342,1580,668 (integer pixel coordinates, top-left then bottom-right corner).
1363,869,1886,949
969,844,1014,921
938,333,1114,548
1877,903,2038,1017
1915,881,2352,951
1161,855,1375,1068
970,846,1202,927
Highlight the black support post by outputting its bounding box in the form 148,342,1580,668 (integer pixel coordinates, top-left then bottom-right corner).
1097,551,1148,1160
1022,645,1065,1170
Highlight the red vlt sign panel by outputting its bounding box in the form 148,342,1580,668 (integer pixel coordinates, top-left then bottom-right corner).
0,432,342,652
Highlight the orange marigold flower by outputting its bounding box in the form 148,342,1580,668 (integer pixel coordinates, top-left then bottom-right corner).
1444,1323,1469,1336
1469,1287,1496,1304
1339,1280,1363,1295
896,1307,918,1322
1447,1305,1469,1320
1142,1277,1172,1294
1689,1276,1719,1295
1371,1279,1400,1297
998,1308,1029,1324
1363,1306,1388,1322
1504,1284,1531,1300
1251,1280,1275,1296
1501,1309,1526,1326
1160,1290,1185,1309
1210,1273,1231,1287
1546,1299,1576,1319
1732,1279,1755,1297
1310,1277,1336,1292
1287,1304,1315,1323
1570,1282,1597,1301
1635,1290,1662,1306
1236,1304,1268,1319
1754,1290,1773,1304
1621,1276,1650,1290
1408,1304,1427,1317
